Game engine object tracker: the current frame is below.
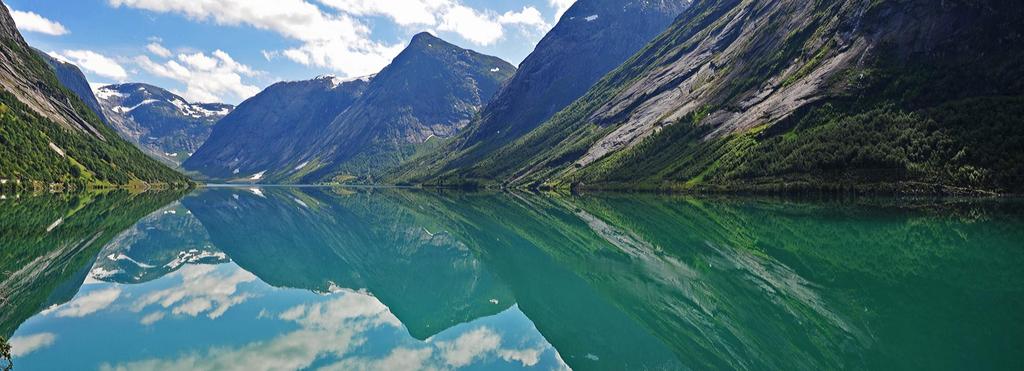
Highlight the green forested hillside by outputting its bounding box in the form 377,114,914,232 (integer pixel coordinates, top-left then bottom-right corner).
400,0,1024,194
0,3,188,189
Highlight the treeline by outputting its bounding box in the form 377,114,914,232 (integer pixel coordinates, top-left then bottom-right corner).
0,90,190,188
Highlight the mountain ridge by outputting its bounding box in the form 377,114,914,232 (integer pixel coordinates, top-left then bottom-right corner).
404,0,1024,194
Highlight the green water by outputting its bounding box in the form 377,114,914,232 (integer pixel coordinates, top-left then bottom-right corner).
1,188,1022,370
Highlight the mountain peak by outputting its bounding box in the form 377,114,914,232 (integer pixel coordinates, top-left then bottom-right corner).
410,31,441,44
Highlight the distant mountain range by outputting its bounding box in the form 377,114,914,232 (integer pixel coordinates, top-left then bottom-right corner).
4,0,1021,194
0,2,187,188
185,32,515,183
94,83,232,166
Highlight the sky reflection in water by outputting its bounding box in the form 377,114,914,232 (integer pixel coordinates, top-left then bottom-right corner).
5,187,1024,370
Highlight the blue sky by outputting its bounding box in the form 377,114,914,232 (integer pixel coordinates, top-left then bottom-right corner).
6,0,576,104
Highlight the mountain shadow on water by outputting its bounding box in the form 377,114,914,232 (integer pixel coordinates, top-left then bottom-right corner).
0,190,185,337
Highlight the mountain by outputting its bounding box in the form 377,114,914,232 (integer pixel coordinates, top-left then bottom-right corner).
185,32,514,183
183,75,370,182
35,49,107,124
0,190,185,337
0,2,188,188
407,0,1024,194
391,0,691,182
95,83,232,166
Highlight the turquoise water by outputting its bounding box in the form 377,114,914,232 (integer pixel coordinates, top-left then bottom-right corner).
2,188,1023,370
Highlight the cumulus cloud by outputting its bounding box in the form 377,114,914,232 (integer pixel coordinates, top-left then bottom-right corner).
135,49,262,103
6,6,68,36
8,333,57,357
45,287,122,318
146,42,172,58
320,1,551,46
108,0,404,78
102,291,400,371
550,0,577,20
109,0,556,75
131,264,257,323
48,50,129,81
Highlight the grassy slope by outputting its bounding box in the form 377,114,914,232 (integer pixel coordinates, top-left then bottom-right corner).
406,0,1024,194
0,36,189,189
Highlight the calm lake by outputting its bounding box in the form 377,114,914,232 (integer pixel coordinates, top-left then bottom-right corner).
2,187,1023,370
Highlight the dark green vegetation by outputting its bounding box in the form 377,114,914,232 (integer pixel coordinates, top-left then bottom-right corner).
0,190,185,337
0,335,9,371
398,0,1024,195
0,92,189,188
0,3,188,188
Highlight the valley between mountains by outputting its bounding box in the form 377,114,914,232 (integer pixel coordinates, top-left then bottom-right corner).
2,0,1022,195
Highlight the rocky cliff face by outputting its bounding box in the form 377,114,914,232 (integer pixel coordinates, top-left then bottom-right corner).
36,49,108,125
183,75,371,182
392,0,691,182
432,0,1024,193
0,1,187,186
186,32,514,183
95,83,232,166
304,32,515,182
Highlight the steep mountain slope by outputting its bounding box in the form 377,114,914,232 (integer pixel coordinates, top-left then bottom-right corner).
96,83,232,166
36,49,107,124
418,0,1024,194
304,32,514,183
393,0,691,182
187,32,514,183
0,2,188,187
183,75,370,182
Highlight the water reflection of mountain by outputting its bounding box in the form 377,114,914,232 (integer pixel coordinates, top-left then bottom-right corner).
182,188,514,340
8,187,1022,370
400,192,1024,370
179,188,1024,370
91,201,226,284
0,191,185,337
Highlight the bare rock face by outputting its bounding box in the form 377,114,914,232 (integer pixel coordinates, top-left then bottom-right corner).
392,0,692,181
36,49,108,125
0,0,186,185
442,0,1024,191
184,75,371,181
95,83,232,165
0,5,103,138
186,32,515,183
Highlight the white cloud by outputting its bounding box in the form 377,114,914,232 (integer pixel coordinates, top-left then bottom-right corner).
549,0,576,20
146,42,172,58
131,264,257,322
320,347,435,371
109,0,558,75
102,291,400,371
7,6,68,36
109,0,403,78
135,49,262,103
434,326,502,367
438,5,504,46
8,333,57,357
48,50,129,81
316,0,438,26
47,287,122,318
499,7,551,32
